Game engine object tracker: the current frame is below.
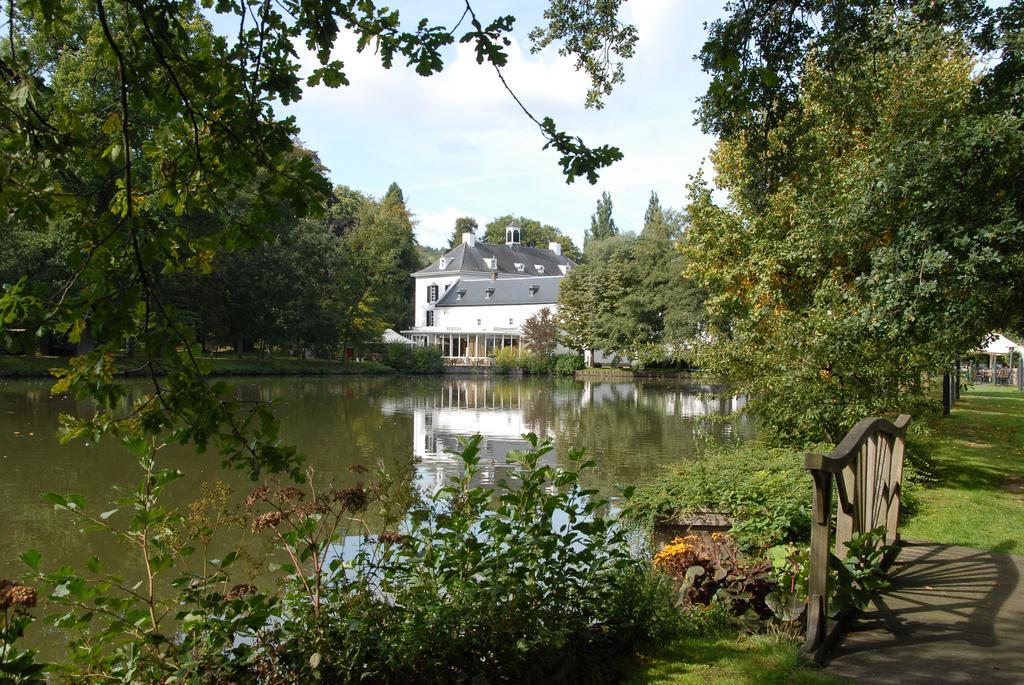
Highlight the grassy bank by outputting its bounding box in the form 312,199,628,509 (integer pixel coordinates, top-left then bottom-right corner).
0,355,393,378
624,634,843,685
902,385,1024,552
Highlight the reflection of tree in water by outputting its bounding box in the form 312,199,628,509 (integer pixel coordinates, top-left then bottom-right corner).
552,382,752,495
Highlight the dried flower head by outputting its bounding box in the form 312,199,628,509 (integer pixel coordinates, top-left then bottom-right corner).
332,485,368,513
0,580,37,612
225,583,257,601
377,530,404,545
245,487,270,507
251,510,285,533
277,487,305,503
291,502,329,520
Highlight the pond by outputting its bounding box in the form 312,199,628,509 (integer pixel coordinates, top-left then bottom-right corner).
0,375,751,584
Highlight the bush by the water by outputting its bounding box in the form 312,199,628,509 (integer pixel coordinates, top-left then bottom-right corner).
384,343,445,373
8,435,675,684
493,347,584,376
622,442,813,551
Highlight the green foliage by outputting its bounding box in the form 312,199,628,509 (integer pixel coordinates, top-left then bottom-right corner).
384,343,444,374
493,345,523,373
675,598,735,638
552,353,585,376
830,528,895,616
623,443,813,551
560,232,705,368
688,7,1024,446
446,216,479,249
528,0,637,110
16,435,674,683
586,191,618,245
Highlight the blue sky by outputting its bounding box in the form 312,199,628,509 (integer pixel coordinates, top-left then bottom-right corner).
229,2,729,248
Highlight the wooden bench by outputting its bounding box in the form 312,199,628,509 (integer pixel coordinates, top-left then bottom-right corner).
803,414,911,662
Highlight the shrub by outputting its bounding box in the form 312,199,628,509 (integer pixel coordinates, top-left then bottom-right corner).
493,345,520,372
622,442,813,551
552,353,585,376
16,436,675,684
385,343,444,373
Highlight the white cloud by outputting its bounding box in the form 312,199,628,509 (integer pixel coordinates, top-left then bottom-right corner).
414,206,468,248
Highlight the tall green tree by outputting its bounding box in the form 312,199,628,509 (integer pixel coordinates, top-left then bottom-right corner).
586,191,618,246
447,216,479,249
559,233,705,368
641,191,684,242
687,7,1024,445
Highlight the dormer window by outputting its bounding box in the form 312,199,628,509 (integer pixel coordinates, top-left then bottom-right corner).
486,257,497,270
535,265,545,275
457,288,466,301
559,264,569,275
514,262,525,273
485,287,495,299
529,285,539,296
439,257,447,269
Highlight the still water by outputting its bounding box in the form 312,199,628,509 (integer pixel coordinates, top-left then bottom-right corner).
0,375,751,582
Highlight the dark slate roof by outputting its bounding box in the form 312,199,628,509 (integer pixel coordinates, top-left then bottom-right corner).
434,276,561,307
412,241,575,278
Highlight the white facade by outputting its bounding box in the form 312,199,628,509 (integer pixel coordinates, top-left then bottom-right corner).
403,229,574,362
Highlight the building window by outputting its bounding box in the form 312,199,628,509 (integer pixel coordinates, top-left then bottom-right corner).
427,284,438,303
477,319,481,326
427,310,435,327
509,318,513,325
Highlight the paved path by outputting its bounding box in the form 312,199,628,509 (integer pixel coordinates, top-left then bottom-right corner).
826,540,1024,684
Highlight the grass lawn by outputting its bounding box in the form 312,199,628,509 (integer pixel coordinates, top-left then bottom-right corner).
622,634,846,685
0,355,394,378
901,386,1024,553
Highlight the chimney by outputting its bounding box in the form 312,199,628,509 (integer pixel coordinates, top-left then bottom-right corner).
548,241,562,256
462,232,475,246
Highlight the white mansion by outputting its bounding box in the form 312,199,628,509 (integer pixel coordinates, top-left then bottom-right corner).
402,226,575,362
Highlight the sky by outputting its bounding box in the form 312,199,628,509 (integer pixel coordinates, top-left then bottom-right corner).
225,1,729,249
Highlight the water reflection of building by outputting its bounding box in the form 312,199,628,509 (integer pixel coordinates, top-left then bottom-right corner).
380,380,558,489
379,379,749,491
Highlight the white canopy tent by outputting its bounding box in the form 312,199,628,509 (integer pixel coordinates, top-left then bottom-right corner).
382,328,415,346
980,333,1019,355
974,333,1020,385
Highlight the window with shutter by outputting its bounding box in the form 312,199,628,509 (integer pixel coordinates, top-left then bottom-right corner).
427,310,435,327
427,285,438,303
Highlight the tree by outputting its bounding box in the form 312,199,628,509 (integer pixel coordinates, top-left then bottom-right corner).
586,191,618,246
559,231,704,368
447,216,479,249
686,9,1024,445
521,307,560,358
483,214,582,261
641,191,684,243
557,266,603,364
